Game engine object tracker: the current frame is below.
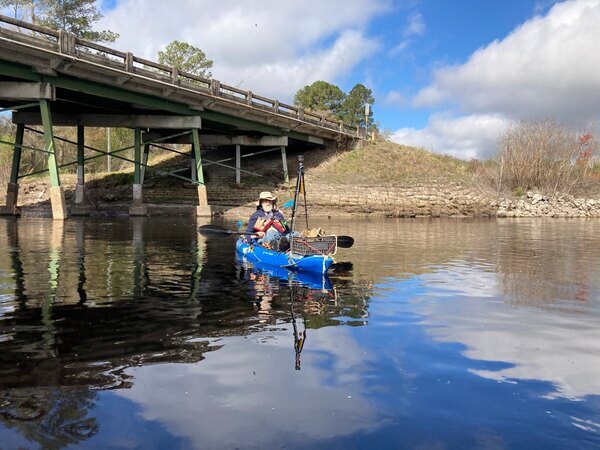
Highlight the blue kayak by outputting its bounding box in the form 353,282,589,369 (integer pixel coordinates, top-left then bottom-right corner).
236,238,334,274
237,256,333,291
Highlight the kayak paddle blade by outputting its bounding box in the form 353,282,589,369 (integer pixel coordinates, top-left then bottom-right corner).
336,235,354,248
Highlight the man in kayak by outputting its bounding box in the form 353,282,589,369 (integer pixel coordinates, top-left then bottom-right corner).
245,191,290,249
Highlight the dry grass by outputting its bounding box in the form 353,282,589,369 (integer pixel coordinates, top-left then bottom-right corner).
312,140,472,184
492,120,600,197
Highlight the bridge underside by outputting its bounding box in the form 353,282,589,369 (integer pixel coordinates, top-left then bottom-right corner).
0,62,327,219
0,13,364,219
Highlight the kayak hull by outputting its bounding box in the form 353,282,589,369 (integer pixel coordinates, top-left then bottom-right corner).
236,239,334,274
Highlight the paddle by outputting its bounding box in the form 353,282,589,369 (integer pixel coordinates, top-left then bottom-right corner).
199,225,355,248
198,225,253,236
336,236,354,248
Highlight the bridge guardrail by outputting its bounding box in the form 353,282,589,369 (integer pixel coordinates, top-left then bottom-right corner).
0,14,365,139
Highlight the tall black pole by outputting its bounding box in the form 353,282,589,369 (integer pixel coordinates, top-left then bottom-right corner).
302,169,309,229
290,155,304,233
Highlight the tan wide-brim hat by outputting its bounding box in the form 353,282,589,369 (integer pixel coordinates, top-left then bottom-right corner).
257,191,277,205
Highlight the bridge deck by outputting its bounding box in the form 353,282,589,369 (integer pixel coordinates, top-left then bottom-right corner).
0,14,363,143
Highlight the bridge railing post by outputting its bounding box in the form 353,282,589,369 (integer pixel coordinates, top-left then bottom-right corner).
58,30,76,55
125,52,134,72
211,79,221,96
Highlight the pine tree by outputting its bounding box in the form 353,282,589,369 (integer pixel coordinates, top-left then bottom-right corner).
293,81,346,117
0,0,118,43
158,41,213,78
339,83,375,129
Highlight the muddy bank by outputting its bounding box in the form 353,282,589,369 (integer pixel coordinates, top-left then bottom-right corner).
2,177,600,219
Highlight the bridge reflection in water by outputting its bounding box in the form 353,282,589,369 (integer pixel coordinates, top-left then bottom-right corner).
0,217,371,448
3,217,599,448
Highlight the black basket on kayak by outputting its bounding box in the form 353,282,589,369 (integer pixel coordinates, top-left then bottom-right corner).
290,235,337,256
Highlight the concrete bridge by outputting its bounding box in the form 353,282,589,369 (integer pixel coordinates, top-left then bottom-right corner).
0,14,364,219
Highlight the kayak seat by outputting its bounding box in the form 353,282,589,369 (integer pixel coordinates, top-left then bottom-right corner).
279,236,290,252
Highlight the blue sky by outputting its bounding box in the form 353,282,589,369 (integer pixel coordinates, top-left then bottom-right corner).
362,1,553,127
8,0,599,159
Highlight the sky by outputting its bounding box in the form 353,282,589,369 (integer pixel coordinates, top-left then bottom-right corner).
9,0,600,159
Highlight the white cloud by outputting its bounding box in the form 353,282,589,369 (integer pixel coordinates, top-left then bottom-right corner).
390,10,426,55
414,0,600,121
391,113,509,159
404,11,425,37
382,90,406,106
393,0,600,159
118,327,383,448
419,266,600,400
98,0,387,100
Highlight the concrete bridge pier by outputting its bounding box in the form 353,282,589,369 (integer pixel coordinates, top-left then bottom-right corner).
0,121,23,215
0,182,19,215
0,96,67,219
192,129,212,217
71,125,91,216
129,128,148,216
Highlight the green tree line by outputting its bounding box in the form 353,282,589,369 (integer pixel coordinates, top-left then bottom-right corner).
294,81,376,130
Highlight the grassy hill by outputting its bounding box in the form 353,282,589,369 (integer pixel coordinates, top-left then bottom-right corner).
309,141,473,185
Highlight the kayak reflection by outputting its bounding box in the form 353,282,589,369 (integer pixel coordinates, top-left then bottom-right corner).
237,257,340,370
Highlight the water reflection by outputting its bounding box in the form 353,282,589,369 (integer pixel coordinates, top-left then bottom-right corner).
0,217,374,448
237,258,340,370
329,218,600,401
0,217,599,448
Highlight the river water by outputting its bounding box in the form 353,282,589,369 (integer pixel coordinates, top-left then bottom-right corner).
0,217,599,449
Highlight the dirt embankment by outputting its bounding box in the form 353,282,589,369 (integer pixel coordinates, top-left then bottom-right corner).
2,140,600,218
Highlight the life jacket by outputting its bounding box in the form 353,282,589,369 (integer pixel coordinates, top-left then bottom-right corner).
254,218,286,233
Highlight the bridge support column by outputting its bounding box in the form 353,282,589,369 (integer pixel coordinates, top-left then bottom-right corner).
40,99,67,220
192,128,212,217
281,146,289,184
140,143,150,184
0,124,24,216
129,127,148,216
236,144,241,184
72,125,91,216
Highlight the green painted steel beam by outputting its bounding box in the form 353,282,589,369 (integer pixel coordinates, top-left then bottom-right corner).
134,128,141,184
21,134,200,185
0,139,53,155
192,128,204,184
0,60,41,82
9,124,24,184
77,125,84,184
48,75,202,116
140,143,150,184
285,130,326,145
39,99,60,186
199,110,283,135
0,102,40,114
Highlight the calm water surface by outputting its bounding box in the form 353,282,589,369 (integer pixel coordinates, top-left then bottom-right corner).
0,217,599,449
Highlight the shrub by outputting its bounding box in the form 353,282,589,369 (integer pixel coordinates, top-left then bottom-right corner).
495,120,599,196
